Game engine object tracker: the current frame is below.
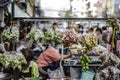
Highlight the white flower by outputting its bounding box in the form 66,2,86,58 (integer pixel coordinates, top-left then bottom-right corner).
26,29,44,43
2,27,19,43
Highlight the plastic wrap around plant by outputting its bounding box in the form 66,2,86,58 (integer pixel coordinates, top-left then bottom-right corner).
0,52,26,70
2,27,19,43
26,29,44,43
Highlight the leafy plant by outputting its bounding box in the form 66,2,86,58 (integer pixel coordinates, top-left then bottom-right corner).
30,77,40,80
53,31,62,46
44,30,53,44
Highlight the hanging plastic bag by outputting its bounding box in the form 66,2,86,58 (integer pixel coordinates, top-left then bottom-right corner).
47,60,64,79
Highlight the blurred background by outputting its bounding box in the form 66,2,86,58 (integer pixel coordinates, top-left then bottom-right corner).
6,0,120,18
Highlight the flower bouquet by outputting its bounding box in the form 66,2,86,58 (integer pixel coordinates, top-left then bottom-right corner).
0,52,27,70
81,33,98,53
62,30,80,47
44,30,53,44
53,31,62,46
26,29,44,44
2,27,19,43
79,33,98,71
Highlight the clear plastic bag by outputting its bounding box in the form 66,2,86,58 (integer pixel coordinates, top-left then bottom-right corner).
47,60,64,79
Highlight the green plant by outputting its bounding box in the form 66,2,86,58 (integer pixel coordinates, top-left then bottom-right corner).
44,30,53,44
53,31,62,45
30,77,39,80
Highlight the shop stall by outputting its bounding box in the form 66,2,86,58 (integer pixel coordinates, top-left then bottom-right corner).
0,6,120,79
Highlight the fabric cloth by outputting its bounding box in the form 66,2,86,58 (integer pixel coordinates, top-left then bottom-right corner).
16,45,26,53
107,44,112,52
98,34,103,44
0,44,6,52
37,47,61,69
22,61,39,77
116,40,120,51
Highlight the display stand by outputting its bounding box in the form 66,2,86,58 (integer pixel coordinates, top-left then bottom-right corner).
8,0,120,79
12,17,117,60
12,17,120,79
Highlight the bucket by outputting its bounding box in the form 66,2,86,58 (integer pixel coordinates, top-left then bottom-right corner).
80,70,95,80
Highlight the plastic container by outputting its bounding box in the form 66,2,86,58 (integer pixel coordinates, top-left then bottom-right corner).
80,70,95,80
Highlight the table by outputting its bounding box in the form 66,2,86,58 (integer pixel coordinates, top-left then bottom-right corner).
63,61,102,79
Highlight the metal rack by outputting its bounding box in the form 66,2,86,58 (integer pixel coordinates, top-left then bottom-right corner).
14,17,119,21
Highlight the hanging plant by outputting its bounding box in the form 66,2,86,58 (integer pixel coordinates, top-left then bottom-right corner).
81,33,98,53
2,27,19,43
62,30,80,47
53,31,62,46
44,30,53,44
26,29,44,44
0,52,27,70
